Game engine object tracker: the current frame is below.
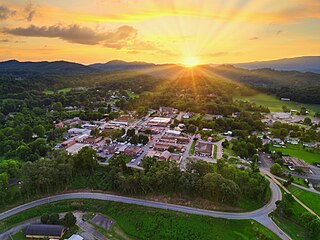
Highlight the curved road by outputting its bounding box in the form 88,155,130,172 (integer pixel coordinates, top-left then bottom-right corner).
0,178,290,240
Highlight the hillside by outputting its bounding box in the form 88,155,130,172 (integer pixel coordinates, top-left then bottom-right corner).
234,56,320,73
0,60,99,74
209,65,320,104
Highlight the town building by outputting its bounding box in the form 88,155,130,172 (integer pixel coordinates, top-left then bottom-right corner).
24,224,66,239
159,150,171,161
194,141,213,157
159,107,177,116
282,156,310,173
148,117,171,127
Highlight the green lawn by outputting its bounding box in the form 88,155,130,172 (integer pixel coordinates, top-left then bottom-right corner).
189,140,196,155
43,87,72,95
0,199,280,240
286,185,320,215
12,231,28,240
213,144,218,159
270,144,320,164
234,93,320,115
127,90,139,99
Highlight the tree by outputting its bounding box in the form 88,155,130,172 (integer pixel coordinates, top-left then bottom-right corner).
33,124,46,138
270,163,282,176
49,213,60,224
41,214,50,224
300,107,307,115
168,146,175,153
127,129,135,137
21,125,33,142
130,134,139,145
16,145,32,161
222,139,229,148
63,212,76,228
75,147,97,173
282,105,290,113
303,117,312,125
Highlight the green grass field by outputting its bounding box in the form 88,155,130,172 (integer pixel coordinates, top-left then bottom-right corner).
234,93,320,115
0,199,280,240
271,189,312,240
270,144,320,164
43,87,72,95
286,185,320,216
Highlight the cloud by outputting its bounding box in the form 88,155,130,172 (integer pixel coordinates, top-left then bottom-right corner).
0,5,16,20
24,1,37,22
249,37,259,40
4,24,113,45
3,24,160,51
103,25,137,49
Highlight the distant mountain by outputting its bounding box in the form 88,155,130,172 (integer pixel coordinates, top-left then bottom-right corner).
90,60,156,71
89,60,183,78
0,60,99,74
234,56,320,73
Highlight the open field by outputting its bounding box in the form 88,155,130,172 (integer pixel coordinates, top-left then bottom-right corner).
286,185,320,215
0,199,280,240
234,93,320,115
270,144,320,164
43,87,72,94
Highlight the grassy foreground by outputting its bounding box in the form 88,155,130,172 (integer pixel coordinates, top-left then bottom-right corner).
0,199,280,240
286,185,320,215
235,93,320,115
270,144,320,164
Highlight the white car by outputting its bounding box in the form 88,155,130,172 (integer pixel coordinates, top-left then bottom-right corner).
288,166,295,171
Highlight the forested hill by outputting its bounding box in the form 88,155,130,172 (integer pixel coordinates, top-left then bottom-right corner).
209,65,320,104
0,60,99,74
234,56,320,73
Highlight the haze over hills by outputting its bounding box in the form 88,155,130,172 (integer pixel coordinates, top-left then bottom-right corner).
1,56,319,75
233,56,320,73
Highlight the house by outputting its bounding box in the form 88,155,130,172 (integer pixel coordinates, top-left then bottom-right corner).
165,130,181,136
81,123,96,130
194,141,213,157
66,143,90,155
154,143,181,151
108,120,128,127
24,224,65,239
124,146,141,157
159,107,176,116
159,150,171,161
68,128,90,135
104,145,117,154
63,117,83,126
82,136,102,144
61,138,76,148
55,122,64,128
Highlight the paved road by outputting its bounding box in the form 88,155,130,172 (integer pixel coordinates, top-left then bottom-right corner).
0,177,290,240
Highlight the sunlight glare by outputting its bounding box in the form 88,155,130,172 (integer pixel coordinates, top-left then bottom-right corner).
183,57,199,67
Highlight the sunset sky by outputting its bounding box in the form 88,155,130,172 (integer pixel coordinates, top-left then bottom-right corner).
0,0,319,65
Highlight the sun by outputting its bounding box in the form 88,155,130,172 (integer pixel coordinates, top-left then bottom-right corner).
183,57,199,68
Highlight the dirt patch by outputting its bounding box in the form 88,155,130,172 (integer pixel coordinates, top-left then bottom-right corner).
142,194,243,212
